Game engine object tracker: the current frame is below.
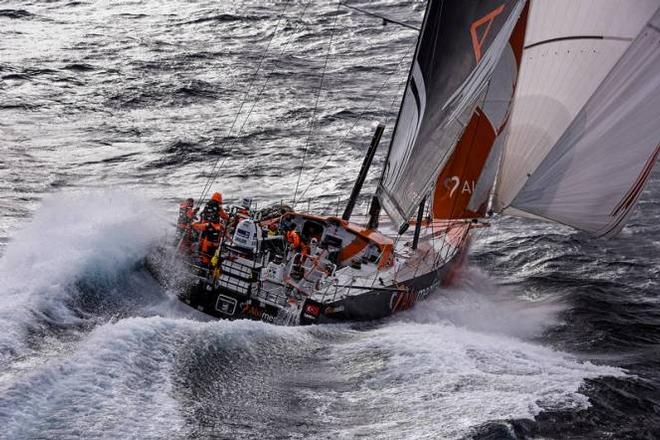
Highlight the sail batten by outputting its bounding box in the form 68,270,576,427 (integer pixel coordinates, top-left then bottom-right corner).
495,2,660,237
377,0,527,230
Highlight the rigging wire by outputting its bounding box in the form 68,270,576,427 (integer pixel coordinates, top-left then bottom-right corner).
296,51,412,203
195,0,293,208
292,2,342,208
232,1,314,145
339,2,419,31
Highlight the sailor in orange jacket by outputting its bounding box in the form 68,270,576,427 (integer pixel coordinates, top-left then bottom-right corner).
176,198,197,254
286,228,301,250
286,227,310,257
201,192,229,223
177,198,195,230
192,221,223,266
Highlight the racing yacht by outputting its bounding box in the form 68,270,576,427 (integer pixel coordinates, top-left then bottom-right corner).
154,0,660,325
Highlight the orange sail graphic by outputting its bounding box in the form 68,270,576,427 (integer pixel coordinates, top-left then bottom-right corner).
432,2,528,220
432,109,496,219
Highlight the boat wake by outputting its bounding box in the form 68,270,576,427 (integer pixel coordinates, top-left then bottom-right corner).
305,269,627,439
404,266,566,339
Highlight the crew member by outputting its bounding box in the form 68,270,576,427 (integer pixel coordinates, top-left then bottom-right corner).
287,226,312,258
193,221,223,266
266,223,278,237
176,198,197,254
286,226,302,251
201,192,229,223
177,198,195,232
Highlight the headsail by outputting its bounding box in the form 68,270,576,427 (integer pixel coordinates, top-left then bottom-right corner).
432,3,528,220
376,0,527,230
494,1,660,237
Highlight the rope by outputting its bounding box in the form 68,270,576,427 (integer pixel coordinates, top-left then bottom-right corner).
292,2,342,207
195,0,293,208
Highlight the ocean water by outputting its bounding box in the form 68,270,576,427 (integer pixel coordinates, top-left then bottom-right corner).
1,1,659,439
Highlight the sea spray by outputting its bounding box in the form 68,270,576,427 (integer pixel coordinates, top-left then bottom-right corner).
400,265,566,339
303,266,625,439
0,190,168,367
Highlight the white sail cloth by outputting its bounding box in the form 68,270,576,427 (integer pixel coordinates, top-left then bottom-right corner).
494,0,660,236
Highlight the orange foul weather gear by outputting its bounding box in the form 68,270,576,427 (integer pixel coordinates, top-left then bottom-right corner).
193,221,223,265
201,196,229,223
177,198,195,230
176,198,197,254
286,230,302,250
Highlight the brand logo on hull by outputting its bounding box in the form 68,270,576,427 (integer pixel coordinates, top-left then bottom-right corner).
242,303,275,323
389,283,438,313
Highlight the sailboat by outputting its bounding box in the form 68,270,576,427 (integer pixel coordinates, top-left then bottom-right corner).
157,0,660,325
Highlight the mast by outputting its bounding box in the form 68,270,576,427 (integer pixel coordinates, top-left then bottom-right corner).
366,195,381,230
342,124,385,221
411,197,426,250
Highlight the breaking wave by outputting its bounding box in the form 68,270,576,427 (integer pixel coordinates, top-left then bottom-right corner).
0,316,314,440
0,190,169,368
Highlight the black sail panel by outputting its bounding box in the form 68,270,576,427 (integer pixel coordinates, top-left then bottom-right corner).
377,0,526,229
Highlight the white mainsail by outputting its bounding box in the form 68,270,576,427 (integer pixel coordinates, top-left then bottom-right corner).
494,0,660,236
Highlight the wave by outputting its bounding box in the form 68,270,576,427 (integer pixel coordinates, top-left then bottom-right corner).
0,190,170,369
179,13,270,26
300,268,626,439
399,265,566,340
0,316,312,439
62,63,97,72
0,9,34,20
324,324,623,439
0,205,632,439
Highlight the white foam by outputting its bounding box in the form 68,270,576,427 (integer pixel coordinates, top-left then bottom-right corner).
308,268,626,439
0,316,309,439
313,320,625,439
401,266,566,339
0,190,169,366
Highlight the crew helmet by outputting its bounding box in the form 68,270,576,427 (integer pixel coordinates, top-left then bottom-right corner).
240,197,252,209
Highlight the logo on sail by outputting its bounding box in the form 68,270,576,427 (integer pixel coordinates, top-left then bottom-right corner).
444,176,475,198
470,4,506,62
